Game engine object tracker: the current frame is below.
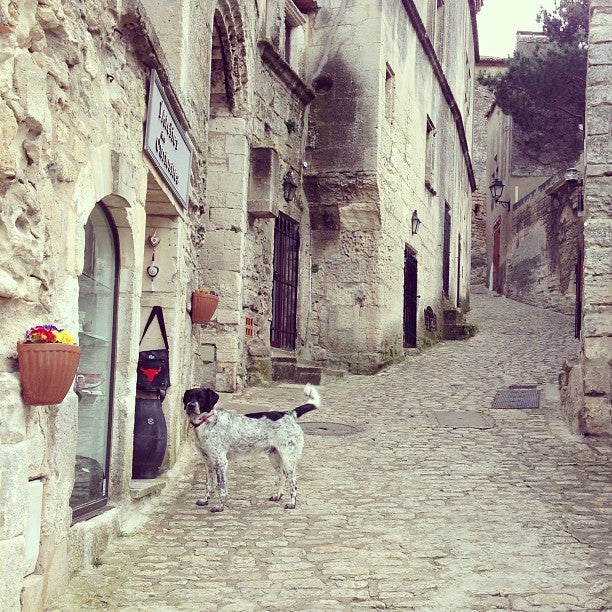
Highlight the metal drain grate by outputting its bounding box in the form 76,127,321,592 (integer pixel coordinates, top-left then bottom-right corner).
300,421,359,436
491,388,540,409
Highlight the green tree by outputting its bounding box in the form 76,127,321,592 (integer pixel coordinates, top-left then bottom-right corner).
479,0,588,166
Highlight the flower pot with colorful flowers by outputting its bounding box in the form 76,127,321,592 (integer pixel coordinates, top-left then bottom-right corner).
191,291,220,325
17,325,81,405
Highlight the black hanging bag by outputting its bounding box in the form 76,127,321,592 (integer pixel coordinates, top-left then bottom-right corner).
137,306,171,392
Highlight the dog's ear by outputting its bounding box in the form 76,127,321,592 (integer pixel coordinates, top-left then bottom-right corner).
182,389,193,408
204,388,219,411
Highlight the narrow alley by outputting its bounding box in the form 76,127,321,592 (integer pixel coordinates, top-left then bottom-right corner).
49,289,611,611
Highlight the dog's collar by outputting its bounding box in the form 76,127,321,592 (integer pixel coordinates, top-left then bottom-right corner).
191,410,215,429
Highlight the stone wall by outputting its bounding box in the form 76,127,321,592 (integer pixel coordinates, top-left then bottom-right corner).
561,0,612,436
505,174,582,315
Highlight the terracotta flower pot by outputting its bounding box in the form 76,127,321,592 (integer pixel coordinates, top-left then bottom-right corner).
191,291,219,325
17,343,81,405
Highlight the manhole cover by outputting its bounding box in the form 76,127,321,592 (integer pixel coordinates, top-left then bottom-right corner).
300,421,359,436
434,411,495,429
491,388,540,409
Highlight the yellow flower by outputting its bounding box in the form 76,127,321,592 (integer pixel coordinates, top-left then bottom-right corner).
54,330,75,345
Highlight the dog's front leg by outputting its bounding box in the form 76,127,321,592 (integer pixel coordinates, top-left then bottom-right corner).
209,459,228,512
196,457,215,507
285,466,298,510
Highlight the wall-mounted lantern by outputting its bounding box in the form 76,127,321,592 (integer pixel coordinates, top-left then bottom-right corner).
564,167,581,185
282,170,299,202
411,210,421,235
489,178,511,210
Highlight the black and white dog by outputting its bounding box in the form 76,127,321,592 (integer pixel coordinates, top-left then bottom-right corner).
183,384,321,512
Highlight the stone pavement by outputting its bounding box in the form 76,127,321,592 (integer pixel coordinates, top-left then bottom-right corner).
49,290,612,611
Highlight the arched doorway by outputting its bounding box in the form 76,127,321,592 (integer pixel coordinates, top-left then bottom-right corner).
70,203,118,517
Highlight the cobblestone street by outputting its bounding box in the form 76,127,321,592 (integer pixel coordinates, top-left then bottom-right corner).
50,290,612,611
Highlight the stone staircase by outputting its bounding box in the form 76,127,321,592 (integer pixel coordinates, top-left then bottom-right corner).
271,356,345,385
442,307,477,340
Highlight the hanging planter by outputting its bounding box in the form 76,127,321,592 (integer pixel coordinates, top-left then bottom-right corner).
17,325,81,405
191,291,219,325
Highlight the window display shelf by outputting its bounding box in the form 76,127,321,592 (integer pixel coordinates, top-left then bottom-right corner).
79,389,105,398
79,273,112,295
79,331,109,345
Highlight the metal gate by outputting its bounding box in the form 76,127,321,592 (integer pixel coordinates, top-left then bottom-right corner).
442,206,451,297
403,248,418,348
271,213,299,350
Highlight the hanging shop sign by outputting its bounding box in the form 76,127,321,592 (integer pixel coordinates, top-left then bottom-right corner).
144,69,193,208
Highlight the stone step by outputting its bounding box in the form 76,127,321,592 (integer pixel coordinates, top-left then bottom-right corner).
444,322,477,340
294,366,322,385
271,356,348,386
321,367,346,379
272,358,322,385
443,307,465,325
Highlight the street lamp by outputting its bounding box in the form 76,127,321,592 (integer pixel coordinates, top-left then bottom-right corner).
489,178,511,210
282,170,298,202
411,210,421,234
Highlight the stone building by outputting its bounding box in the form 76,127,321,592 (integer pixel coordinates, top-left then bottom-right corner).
481,33,584,304
560,0,612,436
482,33,566,293
303,0,478,371
471,57,505,286
0,0,479,609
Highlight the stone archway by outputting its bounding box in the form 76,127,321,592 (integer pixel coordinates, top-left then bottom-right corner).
210,0,249,117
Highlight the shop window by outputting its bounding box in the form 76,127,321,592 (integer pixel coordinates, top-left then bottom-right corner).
70,203,118,518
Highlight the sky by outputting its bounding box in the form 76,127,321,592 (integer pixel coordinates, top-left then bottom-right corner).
477,0,558,58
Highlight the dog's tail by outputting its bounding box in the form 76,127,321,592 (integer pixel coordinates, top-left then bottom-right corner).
293,383,321,418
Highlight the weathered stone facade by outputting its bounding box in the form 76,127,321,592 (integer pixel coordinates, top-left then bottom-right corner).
0,1,479,609
304,0,478,371
505,173,583,315
471,59,504,285
560,0,612,436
